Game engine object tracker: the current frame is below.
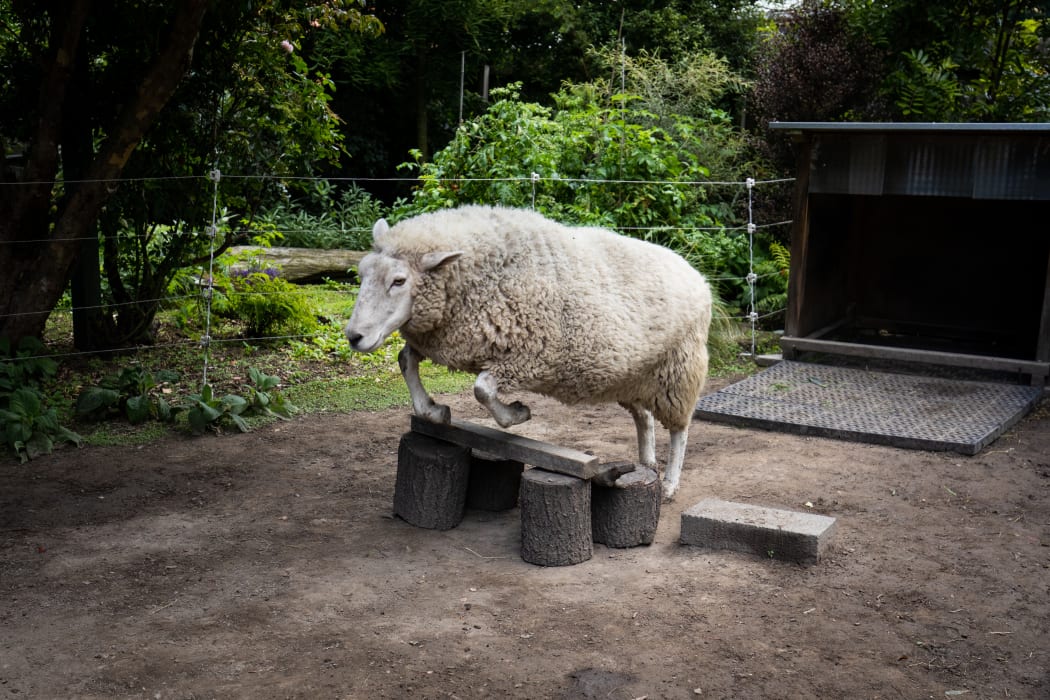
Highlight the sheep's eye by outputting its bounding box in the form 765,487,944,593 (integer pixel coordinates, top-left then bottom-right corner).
390,277,406,288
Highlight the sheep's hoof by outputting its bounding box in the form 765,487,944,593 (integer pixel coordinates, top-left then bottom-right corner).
506,401,531,426
661,479,678,502
419,403,451,424
491,401,531,428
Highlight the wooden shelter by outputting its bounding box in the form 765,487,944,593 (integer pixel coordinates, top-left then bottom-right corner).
769,122,1050,385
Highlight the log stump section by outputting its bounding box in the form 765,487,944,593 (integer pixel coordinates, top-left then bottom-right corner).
591,465,661,548
519,469,592,566
394,421,662,565
393,432,471,530
467,452,524,511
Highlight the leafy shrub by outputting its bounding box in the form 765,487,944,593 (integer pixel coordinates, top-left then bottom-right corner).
186,368,297,434
76,366,182,424
257,180,392,250
397,82,741,234
0,337,81,462
171,256,320,341
0,337,57,392
225,272,319,339
0,388,82,463
751,3,886,126
394,78,787,326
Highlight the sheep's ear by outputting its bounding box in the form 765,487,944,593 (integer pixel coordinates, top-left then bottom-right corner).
420,250,462,272
372,218,390,241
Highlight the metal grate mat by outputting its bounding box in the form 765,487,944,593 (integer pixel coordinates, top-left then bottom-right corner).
693,361,1044,455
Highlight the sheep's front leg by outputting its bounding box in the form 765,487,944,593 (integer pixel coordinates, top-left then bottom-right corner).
474,371,531,428
397,345,451,424
661,429,688,501
620,402,657,467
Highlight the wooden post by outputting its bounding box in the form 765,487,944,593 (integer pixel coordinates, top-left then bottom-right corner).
591,466,661,548
519,469,591,566
466,451,524,511
783,130,813,358
393,432,471,530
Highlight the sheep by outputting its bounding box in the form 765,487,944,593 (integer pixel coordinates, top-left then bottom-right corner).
344,204,712,499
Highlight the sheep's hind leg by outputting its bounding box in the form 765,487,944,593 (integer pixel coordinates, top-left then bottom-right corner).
398,345,451,424
619,402,657,467
661,429,688,501
474,371,530,428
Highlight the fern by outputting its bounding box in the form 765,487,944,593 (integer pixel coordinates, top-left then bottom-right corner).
769,241,791,276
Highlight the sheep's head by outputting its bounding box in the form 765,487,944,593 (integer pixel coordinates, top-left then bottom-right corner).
344,218,461,352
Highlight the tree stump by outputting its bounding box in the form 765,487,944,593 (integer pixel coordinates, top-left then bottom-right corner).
519,468,592,566
466,451,524,511
591,465,661,548
393,432,471,530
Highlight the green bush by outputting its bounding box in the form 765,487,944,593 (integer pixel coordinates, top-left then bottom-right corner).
397,82,738,233
257,180,392,250
186,368,297,435
395,73,787,326
226,272,319,339
0,337,81,462
76,366,182,425
170,256,321,341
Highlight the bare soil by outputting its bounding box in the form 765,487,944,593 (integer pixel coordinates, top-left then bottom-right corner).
2,377,1049,699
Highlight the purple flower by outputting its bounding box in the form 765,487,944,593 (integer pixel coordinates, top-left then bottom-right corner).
280,40,294,54
231,266,280,281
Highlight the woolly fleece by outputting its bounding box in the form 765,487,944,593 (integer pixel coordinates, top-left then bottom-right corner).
371,205,712,433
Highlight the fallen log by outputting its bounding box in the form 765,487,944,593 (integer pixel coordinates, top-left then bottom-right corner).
227,246,366,283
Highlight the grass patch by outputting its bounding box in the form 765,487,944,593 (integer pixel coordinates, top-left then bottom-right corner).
81,419,174,448
286,362,473,414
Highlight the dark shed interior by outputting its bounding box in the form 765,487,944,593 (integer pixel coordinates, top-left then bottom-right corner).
769,123,1050,385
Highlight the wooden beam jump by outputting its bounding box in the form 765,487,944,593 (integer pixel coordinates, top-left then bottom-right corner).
410,415,602,480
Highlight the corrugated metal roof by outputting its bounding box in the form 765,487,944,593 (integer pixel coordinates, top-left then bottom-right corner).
769,122,1050,134
778,123,1050,200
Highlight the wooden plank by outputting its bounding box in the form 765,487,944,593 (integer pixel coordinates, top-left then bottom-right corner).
779,336,1050,378
410,415,601,479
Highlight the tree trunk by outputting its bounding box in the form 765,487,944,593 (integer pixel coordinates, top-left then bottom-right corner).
0,0,211,346
64,40,105,351
414,42,429,161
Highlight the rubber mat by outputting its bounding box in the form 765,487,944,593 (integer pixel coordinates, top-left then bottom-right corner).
693,361,1044,454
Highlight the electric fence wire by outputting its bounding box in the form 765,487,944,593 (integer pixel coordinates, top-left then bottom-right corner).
1,171,793,367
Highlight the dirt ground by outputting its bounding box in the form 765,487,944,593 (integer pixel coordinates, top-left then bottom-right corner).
2,375,1049,700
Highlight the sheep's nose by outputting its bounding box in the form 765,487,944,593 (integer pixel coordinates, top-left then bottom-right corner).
347,332,364,348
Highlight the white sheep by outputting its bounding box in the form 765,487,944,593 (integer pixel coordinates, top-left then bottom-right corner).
344,205,712,499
